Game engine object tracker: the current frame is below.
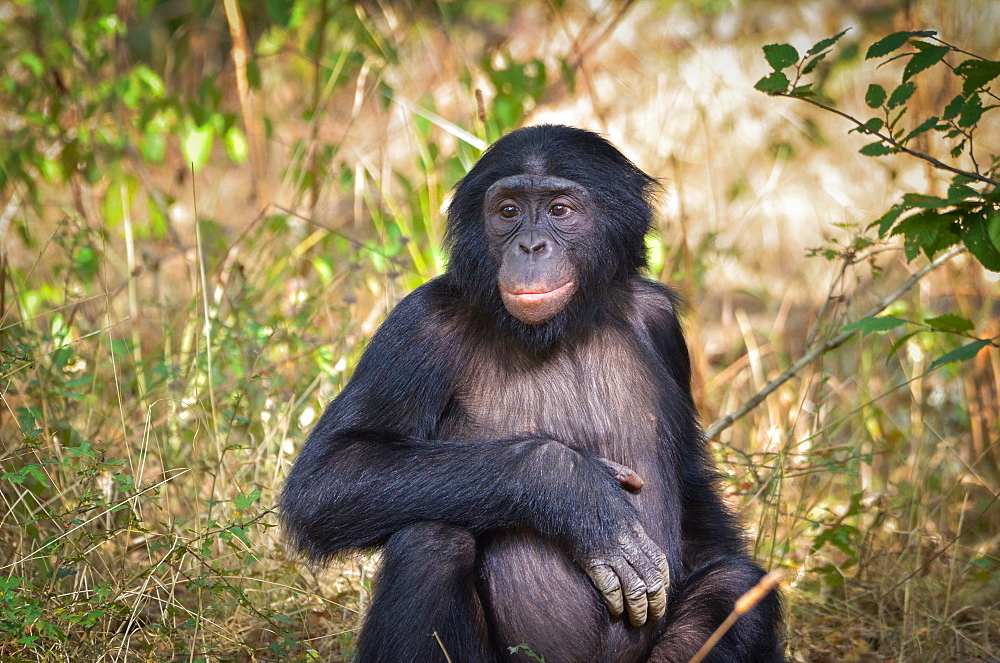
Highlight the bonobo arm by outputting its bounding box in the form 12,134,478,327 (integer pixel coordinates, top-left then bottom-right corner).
280,280,667,622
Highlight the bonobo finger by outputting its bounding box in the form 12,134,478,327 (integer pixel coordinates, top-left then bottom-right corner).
619,530,663,594
632,523,670,591
598,457,644,491
583,561,623,618
608,556,648,627
648,583,667,621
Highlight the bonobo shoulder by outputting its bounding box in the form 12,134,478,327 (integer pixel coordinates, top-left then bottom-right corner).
367,277,460,339
630,278,684,323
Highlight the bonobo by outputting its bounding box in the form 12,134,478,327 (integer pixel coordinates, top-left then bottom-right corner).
280,124,783,663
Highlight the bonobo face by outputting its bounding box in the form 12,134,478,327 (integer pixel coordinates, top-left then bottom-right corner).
484,174,590,325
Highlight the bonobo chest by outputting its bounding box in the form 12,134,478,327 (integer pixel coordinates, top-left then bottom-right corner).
444,329,659,467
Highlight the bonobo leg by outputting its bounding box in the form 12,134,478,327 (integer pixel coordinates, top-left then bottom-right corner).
649,556,783,663
355,521,497,663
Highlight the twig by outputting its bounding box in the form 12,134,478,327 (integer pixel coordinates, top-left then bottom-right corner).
432,631,454,663
222,0,266,197
705,243,966,440
776,94,1000,188
688,570,783,663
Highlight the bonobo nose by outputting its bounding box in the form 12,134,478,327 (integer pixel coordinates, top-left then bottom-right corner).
517,238,549,256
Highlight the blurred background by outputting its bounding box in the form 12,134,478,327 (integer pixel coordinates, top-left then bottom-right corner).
1,0,998,660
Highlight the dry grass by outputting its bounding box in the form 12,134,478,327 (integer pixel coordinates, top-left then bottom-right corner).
1,1,998,661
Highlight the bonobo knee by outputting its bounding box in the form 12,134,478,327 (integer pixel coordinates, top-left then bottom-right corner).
383,521,477,571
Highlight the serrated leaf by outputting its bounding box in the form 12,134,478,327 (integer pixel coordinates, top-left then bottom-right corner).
840,316,907,336
901,116,940,144
946,182,980,203
958,93,984,128
791,84,814,97
989,210,1000,249
925,314,974,333
954,59,1000,96
901,193,949,208
866,31,914,59
887,330,919,364
860,141,893,156
763,43,800,70
874,203,906,236
807,29,850,56
893,209,942,260
943,94,966,120
887,81,916,108
961,214,1000,271
902,44,949,81
802,51,827,75
754,71,790,95
851,117,884,135
865,84,887,108
929,339,989,370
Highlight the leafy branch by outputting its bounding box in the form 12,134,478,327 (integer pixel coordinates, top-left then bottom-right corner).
755,30,1000,271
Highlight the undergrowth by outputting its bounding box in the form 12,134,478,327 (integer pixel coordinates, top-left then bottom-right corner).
1,1,998,661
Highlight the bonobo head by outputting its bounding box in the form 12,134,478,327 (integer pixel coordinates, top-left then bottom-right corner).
446,125,657,345
485,173,584,324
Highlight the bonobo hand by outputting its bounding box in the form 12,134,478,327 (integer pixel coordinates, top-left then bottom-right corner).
577,458,669,627
599,457,644,491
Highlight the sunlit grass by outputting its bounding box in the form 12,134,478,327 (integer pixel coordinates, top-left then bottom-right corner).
1,2,997,661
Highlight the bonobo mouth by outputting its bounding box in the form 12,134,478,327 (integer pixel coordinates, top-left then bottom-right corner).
499,281,577,325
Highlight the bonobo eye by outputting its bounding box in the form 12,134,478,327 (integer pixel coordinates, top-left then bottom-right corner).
549,203,571,217
499,205,520,220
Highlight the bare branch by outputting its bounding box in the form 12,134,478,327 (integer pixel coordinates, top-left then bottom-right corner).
705,243,967,440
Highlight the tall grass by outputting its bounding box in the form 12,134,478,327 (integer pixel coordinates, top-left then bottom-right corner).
1,1,997,661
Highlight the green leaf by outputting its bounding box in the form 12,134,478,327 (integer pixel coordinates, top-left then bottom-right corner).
850,117,884,135
867,32,916,59
874,203,906,236
224,126,249,165
900,193,949,209
234,488,262,511
182,121,214,173
901,116,940,144
134,65,166,98
865,84,887,108
929,339,989,371
961,214,1000,271
989,210,1000,251
763,43,800,70
958,93,984,128
892,210,942,260
791,84,814,97
946,182,980,203
141,130,166,163
902,44,949,81
807,29,850,57
943,94,966,120
840,316,907,336
925,314,974,334
802,51,827,75
887,82,916,108
887,330,919,364
860,141,893,156
954,59,1000,96
754,71,790,95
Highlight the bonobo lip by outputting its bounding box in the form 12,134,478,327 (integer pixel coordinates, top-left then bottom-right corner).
503,280,576,301
499,280,577,325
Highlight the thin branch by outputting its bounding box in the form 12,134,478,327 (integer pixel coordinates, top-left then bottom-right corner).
776,94,1000,188
705,243,967,440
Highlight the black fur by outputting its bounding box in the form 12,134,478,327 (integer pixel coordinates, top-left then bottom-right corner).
280,125,783,663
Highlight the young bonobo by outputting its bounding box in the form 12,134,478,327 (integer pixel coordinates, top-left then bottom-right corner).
280,125,783,663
